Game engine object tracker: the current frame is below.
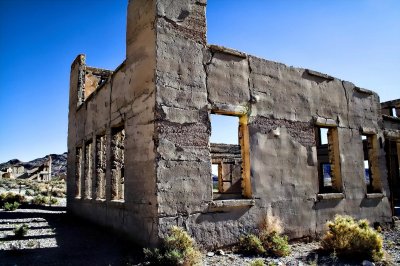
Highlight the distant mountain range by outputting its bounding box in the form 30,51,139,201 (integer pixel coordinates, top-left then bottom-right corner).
0,153,67,177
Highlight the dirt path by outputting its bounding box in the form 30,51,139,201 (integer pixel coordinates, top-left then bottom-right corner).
1,208,399,265
0,207,143,266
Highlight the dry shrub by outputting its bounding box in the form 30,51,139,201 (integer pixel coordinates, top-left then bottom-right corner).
259,214,290,257
248,258,265,266
0,192,26,205
238,214,291,257
260,213,283,236
239,234,266,255
13,224,29,238
144,226,202,265
321,215,383,261
3,201,20,211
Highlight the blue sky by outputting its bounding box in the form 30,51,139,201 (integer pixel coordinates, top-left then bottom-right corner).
0,0,399,162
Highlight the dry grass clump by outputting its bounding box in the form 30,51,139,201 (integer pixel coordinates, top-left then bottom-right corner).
260,214,283,236
239,234,266,255
248,258,265,266
144,226,202,265
238,214,291,257
3,201,20,211
0,192,27,205
321,215,384,261
13,224,29,238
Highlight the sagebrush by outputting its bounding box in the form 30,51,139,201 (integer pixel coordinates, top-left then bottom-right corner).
321,215,383,261
238,214,291,257
144,226,202,265
248,258,265,266
3,201,20,211
13,224,29,238
0,192,26,205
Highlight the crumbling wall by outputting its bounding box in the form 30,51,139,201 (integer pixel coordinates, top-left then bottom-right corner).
84,141,93,199
67,0,159,246
154,0,210,238
95,135,107,199
111,127,125,201
154,20,391,246
68,0,393,249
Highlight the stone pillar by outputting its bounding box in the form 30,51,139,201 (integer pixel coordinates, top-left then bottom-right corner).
153,0,210,237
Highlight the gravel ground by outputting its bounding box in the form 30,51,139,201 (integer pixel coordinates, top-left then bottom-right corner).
204,221,400,266
0,207,143,266
0,208,399,266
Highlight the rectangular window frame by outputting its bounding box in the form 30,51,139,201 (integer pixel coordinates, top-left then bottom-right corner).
95,134,107,200
361,133,382,194
209,111,251,200
75,146,83,198
315,125,343,195
110,125,125,202
84,139,93,200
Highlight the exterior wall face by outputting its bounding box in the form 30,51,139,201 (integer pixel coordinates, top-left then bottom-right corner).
153,0,391,245
68,0,393,249
67,0,159,246
381,99,400,216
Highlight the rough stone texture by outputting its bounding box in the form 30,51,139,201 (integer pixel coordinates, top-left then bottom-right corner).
67,0,397,249
95,135,107,200
111,128,125,201
83,141,92,199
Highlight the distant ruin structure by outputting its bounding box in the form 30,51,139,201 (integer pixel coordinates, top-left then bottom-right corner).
67,0,400,247
0,156,52,181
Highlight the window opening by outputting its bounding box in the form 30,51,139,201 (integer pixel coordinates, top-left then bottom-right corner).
362,133,381,193
210,113,250,199
316,126,342,193
212,164,219,193
84,140,93,199
75,147,82,198
392,107,398,117
386,139,400,215
95,134,107,200
111,126,125,201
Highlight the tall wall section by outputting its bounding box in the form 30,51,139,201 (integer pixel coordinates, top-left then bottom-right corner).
67,0,159,245
153,0,392,248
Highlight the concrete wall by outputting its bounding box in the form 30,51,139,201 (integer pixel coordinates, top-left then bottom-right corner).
67,0,159,246
68,0,393,249
151,0,392,248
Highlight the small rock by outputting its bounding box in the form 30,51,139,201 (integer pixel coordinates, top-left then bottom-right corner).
362,260,375,266
216,249,225,255
207,252,214,257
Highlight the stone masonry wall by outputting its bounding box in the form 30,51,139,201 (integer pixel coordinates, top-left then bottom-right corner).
67,0,159,246
152,0,392,248
68,0,393,249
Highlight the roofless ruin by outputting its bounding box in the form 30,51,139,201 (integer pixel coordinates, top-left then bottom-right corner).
68,0,400,247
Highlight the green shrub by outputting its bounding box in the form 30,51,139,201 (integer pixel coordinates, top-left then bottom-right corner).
144,226,202,265
321,215,384,261
3,201,20,211
13,224,29,238
49,197,58,205
249,258,265,266
31,195,50,205
239,234,265,255
0,192,26,205
264,233,291,257
25,189,34,196
238,214,291,258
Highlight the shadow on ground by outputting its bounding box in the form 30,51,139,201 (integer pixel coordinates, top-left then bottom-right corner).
0,207,143,266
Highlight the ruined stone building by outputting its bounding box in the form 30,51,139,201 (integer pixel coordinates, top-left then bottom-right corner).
67,0,400,247
0,156,52,181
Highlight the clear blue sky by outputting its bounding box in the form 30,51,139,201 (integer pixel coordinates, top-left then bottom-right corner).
0,0,399,162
